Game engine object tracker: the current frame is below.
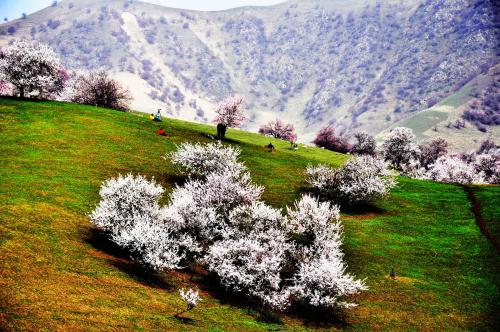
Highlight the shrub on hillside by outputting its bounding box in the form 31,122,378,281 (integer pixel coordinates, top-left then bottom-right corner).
0,40,68,98
70,70,131,111
351,132,376,156
205,202,291,310
477,139,497,155
313,126,351,153
259,118,297,142
306,155,396,206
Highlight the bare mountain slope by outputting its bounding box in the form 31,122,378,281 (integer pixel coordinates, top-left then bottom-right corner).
0,0,498,146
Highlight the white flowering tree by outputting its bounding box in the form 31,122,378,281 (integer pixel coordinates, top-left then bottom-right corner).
169,142,246,178
287,195,367,308
88,174,185,270
0,40,68,98
423,155,484,184
307,156,396,206
213,95,246,139
380,127,420,170
259,118,297,142
205,202,291,310
166,171,264,251
90,143,366,313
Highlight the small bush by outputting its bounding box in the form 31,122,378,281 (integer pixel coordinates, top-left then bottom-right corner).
169,142,246,178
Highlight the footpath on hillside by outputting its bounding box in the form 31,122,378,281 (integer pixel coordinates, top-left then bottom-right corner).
463,186,500,253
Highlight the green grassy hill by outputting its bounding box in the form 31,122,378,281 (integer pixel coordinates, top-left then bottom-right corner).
1,98,499,331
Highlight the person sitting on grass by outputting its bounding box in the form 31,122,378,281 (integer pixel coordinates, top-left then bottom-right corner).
149,113,155,120
157,128,166,136
266,143,275,152
154,109,162,122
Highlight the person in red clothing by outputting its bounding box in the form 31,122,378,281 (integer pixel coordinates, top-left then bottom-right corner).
157,128,166,136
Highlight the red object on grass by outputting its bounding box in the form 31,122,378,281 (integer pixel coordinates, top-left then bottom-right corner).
157,129,166,136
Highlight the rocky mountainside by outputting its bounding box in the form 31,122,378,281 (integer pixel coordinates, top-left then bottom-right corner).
0,0,498,144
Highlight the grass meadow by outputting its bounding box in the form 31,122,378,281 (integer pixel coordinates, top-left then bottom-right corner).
0,98,499,331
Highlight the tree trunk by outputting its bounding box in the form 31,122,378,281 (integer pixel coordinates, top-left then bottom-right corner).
19,86,25,98
217,124,227,140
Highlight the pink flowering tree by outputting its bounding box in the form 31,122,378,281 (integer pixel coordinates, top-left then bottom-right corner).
259,118,297,142
0,40,68,98
313,126,351,153
213,95,246,139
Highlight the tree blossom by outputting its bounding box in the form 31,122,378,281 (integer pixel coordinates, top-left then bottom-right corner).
167,171,263,248
259,118,297,142
90,143,366,312
0,40,67,98
88,174,186,270
205,202,291,310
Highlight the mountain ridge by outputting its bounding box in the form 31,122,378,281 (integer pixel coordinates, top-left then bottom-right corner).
0,0,498,147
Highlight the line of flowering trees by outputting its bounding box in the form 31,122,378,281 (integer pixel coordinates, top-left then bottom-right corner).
310,123,498,185
90,142,366,312
379,127,499,184
0,39,131,111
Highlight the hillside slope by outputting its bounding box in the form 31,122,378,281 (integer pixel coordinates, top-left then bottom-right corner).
0,98,499,331
0,0,498,145
377,64,500,151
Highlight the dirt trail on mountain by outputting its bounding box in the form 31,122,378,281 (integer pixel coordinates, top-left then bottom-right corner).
463,186,500,253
